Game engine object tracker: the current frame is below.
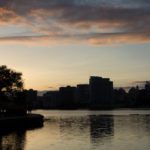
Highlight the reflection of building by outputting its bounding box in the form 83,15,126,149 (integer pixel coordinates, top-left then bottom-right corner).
75,84,89,108
89,76,113,109
59,86,76,109
90,115,114,143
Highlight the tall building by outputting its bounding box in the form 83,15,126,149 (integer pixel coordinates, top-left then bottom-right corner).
89,76,113,109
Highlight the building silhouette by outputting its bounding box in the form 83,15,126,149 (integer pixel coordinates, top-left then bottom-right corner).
29,76,150,110
75,84,89,108
59,86,76,109
89,76,113,109
43,91,60,109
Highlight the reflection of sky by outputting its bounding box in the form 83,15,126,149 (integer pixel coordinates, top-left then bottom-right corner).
1,110,150,150
114,115,150,150
27,111,150,150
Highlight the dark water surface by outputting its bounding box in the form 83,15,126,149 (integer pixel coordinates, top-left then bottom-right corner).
0,110,150,150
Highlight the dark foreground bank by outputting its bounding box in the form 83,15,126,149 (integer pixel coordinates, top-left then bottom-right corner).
0,114,44,133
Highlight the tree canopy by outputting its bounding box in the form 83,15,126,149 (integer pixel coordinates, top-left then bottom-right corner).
0,65,23,93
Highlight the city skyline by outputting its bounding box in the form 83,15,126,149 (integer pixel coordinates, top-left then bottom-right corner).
0,0,150,90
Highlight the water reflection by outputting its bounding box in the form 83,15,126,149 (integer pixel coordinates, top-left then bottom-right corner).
47,115,114,149
114,115,150,137
59,116,90,138
142,115,150,132
0,111,150,150
0,131,26,150
90,115,114,144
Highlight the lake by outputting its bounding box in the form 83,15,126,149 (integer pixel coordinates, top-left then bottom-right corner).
0,110,150,150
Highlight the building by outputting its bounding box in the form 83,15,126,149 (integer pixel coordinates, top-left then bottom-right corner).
89,76,113,109
75,84,89,108
42,91,60,109
59,86,76,109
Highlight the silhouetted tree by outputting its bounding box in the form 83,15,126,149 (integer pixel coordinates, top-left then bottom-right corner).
145,81,150,91
127,86,139,107
0,65,25,115
0,65,23,93
113,88,127,107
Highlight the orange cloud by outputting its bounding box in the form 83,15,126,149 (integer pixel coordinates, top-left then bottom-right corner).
0,8,26,25
88,33,150,45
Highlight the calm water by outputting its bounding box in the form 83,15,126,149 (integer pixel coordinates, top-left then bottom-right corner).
0,110,150,150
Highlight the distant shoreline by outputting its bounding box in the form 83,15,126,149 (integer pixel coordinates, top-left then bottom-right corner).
33,108,150,111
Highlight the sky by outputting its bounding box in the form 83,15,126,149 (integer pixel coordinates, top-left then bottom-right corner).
0,0,150,90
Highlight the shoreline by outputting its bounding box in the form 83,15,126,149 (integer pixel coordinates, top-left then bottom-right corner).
0,114,44,133
33,108,150,111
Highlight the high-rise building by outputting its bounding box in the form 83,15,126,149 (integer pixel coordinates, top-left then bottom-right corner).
89,76,113,109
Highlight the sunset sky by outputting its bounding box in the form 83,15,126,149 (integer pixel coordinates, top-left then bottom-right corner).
0,0,150,90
